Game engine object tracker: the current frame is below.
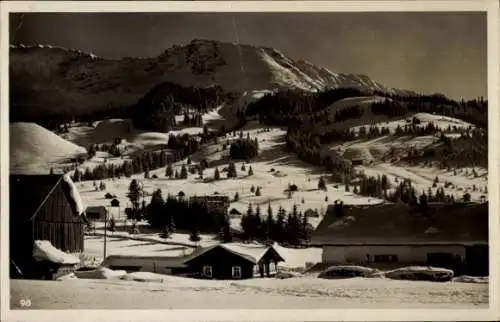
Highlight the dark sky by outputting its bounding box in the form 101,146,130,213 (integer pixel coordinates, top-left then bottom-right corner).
10,12,486,99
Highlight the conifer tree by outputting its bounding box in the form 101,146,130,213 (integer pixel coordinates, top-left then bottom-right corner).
165,163,173,178
180,164,188,179
318,176,326,191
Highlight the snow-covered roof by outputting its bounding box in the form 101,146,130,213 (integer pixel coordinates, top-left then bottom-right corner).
185,243,285,265
33,240,80,265
10,174,86,221
311,202,488,245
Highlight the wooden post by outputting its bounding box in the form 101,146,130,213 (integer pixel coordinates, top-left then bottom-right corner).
103,206,108,259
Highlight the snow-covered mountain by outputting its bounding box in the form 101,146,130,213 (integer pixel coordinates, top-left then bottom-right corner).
10,39,411,115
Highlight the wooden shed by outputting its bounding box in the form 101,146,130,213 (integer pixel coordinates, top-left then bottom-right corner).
85,206,108,221
10,174,86,278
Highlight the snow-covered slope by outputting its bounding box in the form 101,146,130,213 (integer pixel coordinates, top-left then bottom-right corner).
10,40,409,115
10,122,87,174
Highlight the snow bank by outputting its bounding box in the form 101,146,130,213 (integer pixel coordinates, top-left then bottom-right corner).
318,265,380,279
62,174,85,215
384,266,454,282
33,240,80,265
121,272,169,283
452,275,488,284
275,271,303,279
74,267,127,280
56,273,78,281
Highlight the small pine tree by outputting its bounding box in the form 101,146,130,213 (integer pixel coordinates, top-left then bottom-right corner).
248,166,254,176
301,197,305,204
174,170,180,179
234,192,240,202
159,227,170,239
189,228,201,243
318,176,326,191
165,163,173,178
180,165,188,179
187,157,192,165
241,164,246,171
49,167,54,175
214,167,220,180
250,185,256,193
255,186,261,196
345,183,350,192
325,195,328,202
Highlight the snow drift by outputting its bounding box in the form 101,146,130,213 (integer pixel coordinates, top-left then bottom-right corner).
121,272,169,283
384,266,454,282
74,267,127,280
318,265,381,279
32,240,80,265
452,275,489,284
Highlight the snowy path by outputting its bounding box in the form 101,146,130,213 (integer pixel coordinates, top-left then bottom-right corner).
10,277,487,309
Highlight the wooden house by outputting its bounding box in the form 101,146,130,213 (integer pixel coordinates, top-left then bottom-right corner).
10,174,87,279
183,243,285,279
100,243,286,280
310,201,489,276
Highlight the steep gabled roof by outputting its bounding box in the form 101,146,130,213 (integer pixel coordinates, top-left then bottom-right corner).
10,174,85,223
184,243,285,265
310,202,488,245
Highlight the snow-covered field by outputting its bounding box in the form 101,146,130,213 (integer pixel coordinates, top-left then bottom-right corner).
78,123,384,233
10,275,488,309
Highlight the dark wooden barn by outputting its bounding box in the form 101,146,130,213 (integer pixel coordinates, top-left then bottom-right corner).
85,206,108,221
183,244,285,280
10,174,86,278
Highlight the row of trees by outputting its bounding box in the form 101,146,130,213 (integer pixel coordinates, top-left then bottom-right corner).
72,133,201,181
240,203,312,247
144,186,313,247
144,188,230,242
229,135,259,160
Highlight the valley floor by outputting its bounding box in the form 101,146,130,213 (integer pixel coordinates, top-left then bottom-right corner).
10,276,488,309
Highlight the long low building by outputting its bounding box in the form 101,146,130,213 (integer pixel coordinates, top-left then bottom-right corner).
310,201,488,276
100,243,285,279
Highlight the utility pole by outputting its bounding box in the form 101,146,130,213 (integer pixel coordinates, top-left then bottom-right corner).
103,205,108,259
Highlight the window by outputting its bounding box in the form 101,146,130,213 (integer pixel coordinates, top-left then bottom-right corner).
374,255,399,263
202,265,212,277
232,266,242,278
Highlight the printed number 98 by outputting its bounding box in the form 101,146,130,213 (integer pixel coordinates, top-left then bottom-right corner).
19,298,31,307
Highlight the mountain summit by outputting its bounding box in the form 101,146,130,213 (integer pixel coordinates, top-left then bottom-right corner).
10,39,408,118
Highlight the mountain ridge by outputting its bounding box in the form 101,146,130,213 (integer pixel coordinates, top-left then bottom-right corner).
11,39,416,120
